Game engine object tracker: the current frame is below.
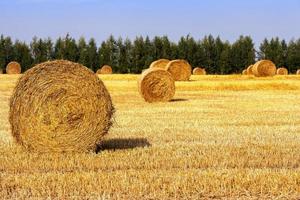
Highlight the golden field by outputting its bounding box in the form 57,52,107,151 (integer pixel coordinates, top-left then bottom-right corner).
0,74,300,199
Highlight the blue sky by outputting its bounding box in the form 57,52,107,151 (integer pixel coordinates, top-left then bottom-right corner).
1,0,300,45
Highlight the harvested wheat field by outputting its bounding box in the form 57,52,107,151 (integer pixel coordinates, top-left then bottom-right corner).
0,74,300,199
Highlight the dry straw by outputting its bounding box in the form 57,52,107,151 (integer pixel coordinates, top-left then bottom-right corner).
246,65,254,75
97,65,113,74
193,67,206,75
252,60,276,77
9,60,114,152
138,68,175,103
242,69,247,75
166,59,192,81
276,67,288,75
6,61,21,74
149,59,170,69
297,69,300,75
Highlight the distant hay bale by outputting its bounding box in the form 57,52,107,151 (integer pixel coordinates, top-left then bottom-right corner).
252,60,276,77
246,65,254,75
166,59,192,81
149,59,170,69
242,69,247,75
9,60,114,152
6,61,21,74
193,67,206,75
97,65,113,74
297,69,300,75
138,68,175,103
276,67,288,75
0,69,3,74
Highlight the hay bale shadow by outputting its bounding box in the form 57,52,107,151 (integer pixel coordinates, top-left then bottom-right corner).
97,138,151,152
170,98,188,102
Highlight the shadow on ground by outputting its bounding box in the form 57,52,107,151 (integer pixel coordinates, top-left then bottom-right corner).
170,98,189,102
97,138,151,152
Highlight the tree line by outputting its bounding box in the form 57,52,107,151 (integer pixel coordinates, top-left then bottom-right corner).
1,34,300,74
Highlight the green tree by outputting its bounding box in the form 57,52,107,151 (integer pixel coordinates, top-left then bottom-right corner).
258,38,268,60
0,35,14,72
53,34,78,62
63,34,78,62
86,38,98,71
144,36,154,68
202,35,216,73
78,37,88,66
54,37,65,59
123,38,133,73
153,36,164,60
281,39,288,67
0,35,7,70
259,37,285,67
14,40,33,71
177,35,200,67
169,42,178,59
116,37,129,73
45,38,54,60
287,39,300,73
30,37,48,64
218,42,231,74
193,40,207,68
161,36,172,59
231,36,255,73
131,36,145,73
214,36,225,74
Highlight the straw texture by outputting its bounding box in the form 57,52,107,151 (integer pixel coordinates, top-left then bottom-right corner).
6,61,21,74
276,67,288,75
252,60,276,77
193,67,206,75
9,60,114,152
149,59,170,69
166,59,192,81
138,68,175,103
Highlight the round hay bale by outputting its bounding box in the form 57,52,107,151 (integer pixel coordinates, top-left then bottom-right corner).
246,65,254,75
252,60,276,77
96,68,101,74
6,61,21,74
166,59,192,81
242,69,247,75
149,59,170,69
98,65,112,74
193,67,206,75
138,68,175,103
9,60,114,152
297,69,300,75
276,67,288,75
0,69,3,74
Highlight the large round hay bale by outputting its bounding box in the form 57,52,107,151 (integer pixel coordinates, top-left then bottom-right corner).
276,67,288,75
297,69,300,75
138,68,175,103
9,60,114,152
166,59,192,81
6,61,21,74
246,65,254,75
149,59,170,69
97,65,112,74
252,60,276,77
193,67,206,75
242,69,247,75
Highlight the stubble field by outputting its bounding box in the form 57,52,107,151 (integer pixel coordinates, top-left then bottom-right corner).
0,74,300,199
